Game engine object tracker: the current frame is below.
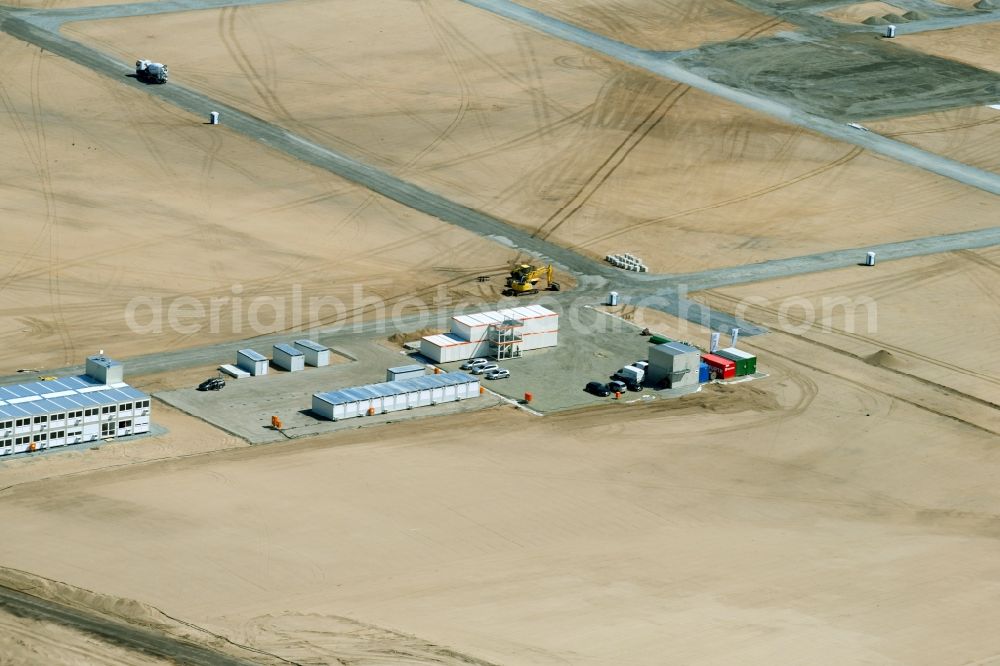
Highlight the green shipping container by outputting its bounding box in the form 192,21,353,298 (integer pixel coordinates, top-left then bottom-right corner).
649,334,672,345
716,347,757,376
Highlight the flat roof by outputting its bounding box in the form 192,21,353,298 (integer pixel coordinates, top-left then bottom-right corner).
314,372,477,407
700,353,735,366
452,305,556,327
654,342,701,356
717,347,755,360
388,364,425,374
273,343,303,356
237,349,268,362
86,355,122,368
422,333,473,348
293,339,328,352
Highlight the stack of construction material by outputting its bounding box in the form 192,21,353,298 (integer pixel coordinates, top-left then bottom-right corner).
605,252,648,272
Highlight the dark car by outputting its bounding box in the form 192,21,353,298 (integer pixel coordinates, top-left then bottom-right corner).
585,381,611,397
197,377,226,391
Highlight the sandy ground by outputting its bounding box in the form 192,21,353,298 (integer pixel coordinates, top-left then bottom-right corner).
65,0,1000,277
2,0,155,7
0,402,246,491
513,0,791,50
1,342,999,664
897,22,1000,73
867,104,1000,175
704,247,1000,405
1,1,999,663
0,606,171,666
822,1,907,23
0,29,518,372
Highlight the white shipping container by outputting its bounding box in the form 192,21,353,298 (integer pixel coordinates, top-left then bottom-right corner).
272,344,305,372
236,349,268,376
293,340,331,367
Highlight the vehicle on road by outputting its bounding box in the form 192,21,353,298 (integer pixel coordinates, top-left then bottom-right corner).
461,357,489,370
585,381,611,397
484,368,510,380
135,59,168,84
197,377,225,391
471,363,499,375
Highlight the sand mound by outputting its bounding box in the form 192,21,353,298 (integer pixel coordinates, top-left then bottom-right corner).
903,10,928,20
883,13,910,22
863,15,891,24
975,0,997,8
864,349,910,370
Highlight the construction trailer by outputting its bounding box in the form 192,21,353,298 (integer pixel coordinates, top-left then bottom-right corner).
647,342,701,389
293,339,330,367
420,305,558,363
387,364,425,382
272,343,305,372
236,349,268,376
0,372,150,456
312,372,480,421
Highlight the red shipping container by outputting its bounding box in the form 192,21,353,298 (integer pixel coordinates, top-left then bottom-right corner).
701,353,736,379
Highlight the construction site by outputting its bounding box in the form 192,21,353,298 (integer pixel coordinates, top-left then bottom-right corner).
0,0,999,663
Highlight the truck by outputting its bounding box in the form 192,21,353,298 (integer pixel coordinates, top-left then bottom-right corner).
135,59,168,84
611,365,644,390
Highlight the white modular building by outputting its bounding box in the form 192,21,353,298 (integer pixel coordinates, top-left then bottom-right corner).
420,304,559,363
0,375,151,456
647,342,701,389
420,333,477,364
236,349,268,376
312,372,480,421
293,339,330,367
272,343,305,372
387,364,425,382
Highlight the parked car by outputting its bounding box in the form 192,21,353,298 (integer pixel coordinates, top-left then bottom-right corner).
484,368,510,380
471,363,500,375
197,377,225,391
633,360,649,372
461,357,489,370
607,380,627,394
585,381,611,397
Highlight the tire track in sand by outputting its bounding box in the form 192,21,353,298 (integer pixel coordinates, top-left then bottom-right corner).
575,144,864,251
533,83,691,241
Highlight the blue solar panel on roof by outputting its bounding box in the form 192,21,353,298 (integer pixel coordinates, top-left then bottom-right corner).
314,372,477,406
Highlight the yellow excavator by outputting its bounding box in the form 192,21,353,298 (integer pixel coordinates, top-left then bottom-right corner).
502,264,560,297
